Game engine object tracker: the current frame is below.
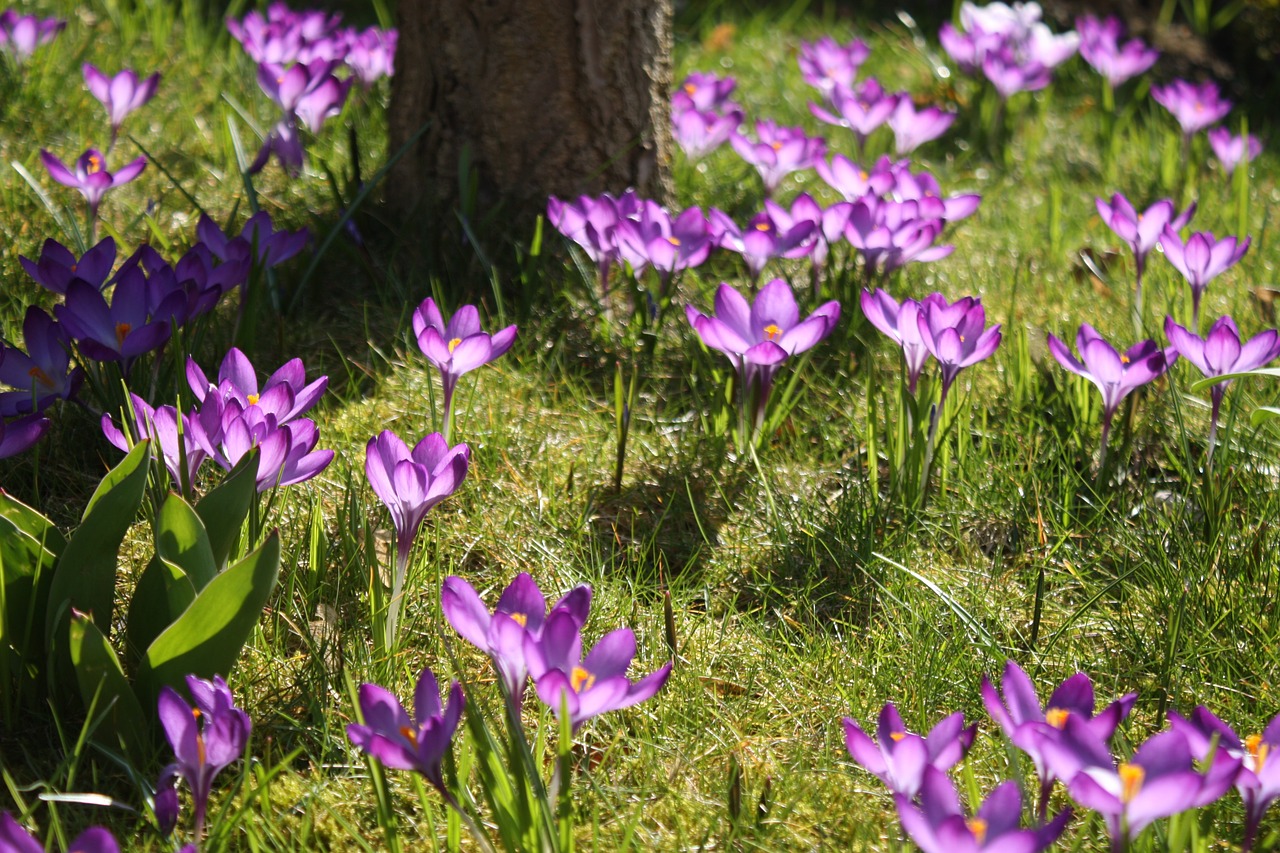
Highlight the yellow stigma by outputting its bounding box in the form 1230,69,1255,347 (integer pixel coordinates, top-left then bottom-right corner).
448,337,463,353
70,263,78,273
1120,354,1130,364
858,170,868,180
192,708,207,766
1246,734,1270,770
770,141,783,151
1045,708,1070,729
754,222,772,231
888,731,906,742
87,155,102,174
967,818,988,844
114,322,132,346
1118,763,1145,803
399,725,419,747
509,612,528,628
667,235,681,246
763,323,781,341
684,83,697,95
570,666,595,693
959,334,966,343
28,366,54,387
247,393,260,405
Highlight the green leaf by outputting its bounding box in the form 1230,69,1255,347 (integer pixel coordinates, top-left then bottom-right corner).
137,532,280,704
1189,367,1280,393
156,493,217,591
195,448,258,570
125,556,196,672
0,492,65,556
68,612,147,759
1251,406,1280,427
0,513,60,668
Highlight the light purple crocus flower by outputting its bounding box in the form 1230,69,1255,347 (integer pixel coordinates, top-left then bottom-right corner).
83,64,160,142
809,78,901,151
441,573,592,700
1095,194,1194,306
730,120,825,196
982,660,1136,818
1208,127,1262,175
616,202,713,284
0,813,118,853
412,298,517,440
1158,227,1249,326
547,192,630,300
843,703,976,798
101,393,208,492
187,347,327,426
1164,316,1280,454
710,208,816,284
675,72,737,112
860,290,936,393
0,11,64,63
295,74,351,135
365,430,470,570
524,609,672,732
887,98,956,155
346,667,463,793
896,767,1071,853
0,307,82,416
816,153,896,201
0,414,49,459
671,100,743,160
203,404,333,492
916,295,1002,395
1168,706,1280,852
798,35,870,97
982,47,1051,98
1077,15,1158,88
19,236,117,295
1152,79,1232,136
843,198,955,279
158,675,252,838
344,26,397,87
41,149,146,219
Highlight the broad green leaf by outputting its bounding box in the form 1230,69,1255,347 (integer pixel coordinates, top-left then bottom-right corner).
1190,367,1280,393
1252,406,1280,427
125,556,196,672
0,514,60,665
137,532,280,703
0,492,65,556
156,493,216,591
68,612,147,759
195,448,258,570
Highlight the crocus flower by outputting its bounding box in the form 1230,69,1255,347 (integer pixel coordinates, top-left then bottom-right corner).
982,659,1136,818
843,703,976,798
248,118,306,176
54,276,176,372
0,414,49,459
816,153,896,201
441,573,592,699
0,813,119,853
615,202,713,283
674,72,737,113
1152,79,1232,136
203,404,333,492
41,149,146,219
916,295,1001,394
671,102,742,160
0,307,82,416
798,35,870,97
102,393,208,491
295,74,352,135
1048,324,1175,462
1061,726,1240,850
809,79,900,151
982,47,1051,98
1208,127,1262,175
83,64,160,141
1077,15,1158,88
547,193,631,301
711,208,816,283
0,11,63,62
730,120,825,196
860,290,935,393
1164,316,1280,454
412,298,517,440
196,211,309,269
187,347,327,426
158,675,252,837
524,609,672,732
1158,227,1250,326
1168,706,1280,852
344,26,396,87
896,767,1071,853
1095,194,1194,307
347,667,464,793
19,236,117,295
844,198,955,278
888,99,955,155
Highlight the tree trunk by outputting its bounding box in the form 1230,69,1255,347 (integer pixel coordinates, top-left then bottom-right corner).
387,0,674,226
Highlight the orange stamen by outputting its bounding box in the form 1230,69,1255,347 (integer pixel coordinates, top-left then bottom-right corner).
570,666,595,693
1045,708,1070,729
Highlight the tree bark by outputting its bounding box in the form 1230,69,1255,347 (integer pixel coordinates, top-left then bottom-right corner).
387,0,673,225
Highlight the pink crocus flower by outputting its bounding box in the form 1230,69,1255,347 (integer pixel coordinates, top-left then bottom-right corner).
1157,226,1249,326
1208,127,1262,175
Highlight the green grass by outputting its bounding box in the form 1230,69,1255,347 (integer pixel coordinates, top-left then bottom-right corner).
4,0,1280,850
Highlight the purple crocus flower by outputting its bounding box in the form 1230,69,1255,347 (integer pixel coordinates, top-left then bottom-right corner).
158,675,252,838
860,290,935,393
200,400,333,493
41,149,146,219
729,120,825,196
19,237,117,295
1158,227,1250,326
1168,706,1280,852
365,430,470,569
887,99,956,155
982,47,1051,98
843,702,976,798
844,198,956,279
54,276,175,372
347,667,463,793
809,78,901,151
1165,316,1280,454
295,74,351,135
671,101,742,160
1061,726,1241,851
102,393,208,491
0,414,49,459
916,295,1002,394
248,118,305,176
187,347,327,426
675,72,737,113
344,26,397,87
1077,15,1158,88
1152,79,1232,136
711,207,817,284
0,307,82,416
0,813,119,853
982,660,1136,818
797,36,870,97
896,767,1071,853
1095,194,1194,307
524,609,672,732
197,211,308,269
1208,127,1262,175
0,11,64,63
816,153,896,201
616,202,713,283
547,192,631,302
82,64,160,141
1048,324,1175,462
411,298,517,440
441,573,592,700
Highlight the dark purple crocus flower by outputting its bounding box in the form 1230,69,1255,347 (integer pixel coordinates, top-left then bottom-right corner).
798,36,870,97
671,101,743,160
248,117,306,176
0,307,82,416
1077,15,1158,88
675,72,737,113
843,703,976,798
83,64,160,141
0,813,119,853
1168,706,1280,852
1048,324,1175,461
197,211,308,269
524,609,672,732
41,149,146,219
1158,227,1250,326
55,276,174,372
412,298,517,440
441,573,592,700
101,393,208,491
982,660,1136,818
347,667,464,793
0,414,49,459
809,78,901,151
887,99,955,155
0,11,64,63
1152,79,1232,136
896,767,1071,853
1060,726,1240,851
729,120,825,196
1208,127,1262,175
860,290,936,393
1165,316,1280,454
158,675,252,838
1096,194,1194,306
711,207,816,284
19,236,117,295
187,347,327,426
